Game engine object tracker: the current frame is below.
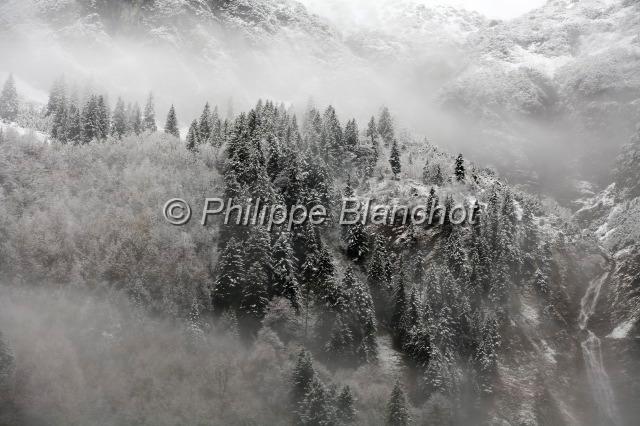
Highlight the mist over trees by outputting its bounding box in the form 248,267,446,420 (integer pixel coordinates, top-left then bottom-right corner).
0,68,596,425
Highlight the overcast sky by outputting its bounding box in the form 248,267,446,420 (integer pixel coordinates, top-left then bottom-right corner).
300,0,548,20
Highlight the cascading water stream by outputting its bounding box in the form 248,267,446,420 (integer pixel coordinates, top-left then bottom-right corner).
578,266,620,425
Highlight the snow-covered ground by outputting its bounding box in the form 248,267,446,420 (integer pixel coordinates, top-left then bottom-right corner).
0,121,49,143
607,318,636,339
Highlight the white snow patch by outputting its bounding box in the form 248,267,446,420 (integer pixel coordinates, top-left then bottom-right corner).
514,200,523,221
540,339,557,364
607,318,635,339
575,183,616,216
0,121,50,143
509,45,572,78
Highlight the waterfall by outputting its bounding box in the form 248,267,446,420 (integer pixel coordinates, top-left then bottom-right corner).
579,268,620,425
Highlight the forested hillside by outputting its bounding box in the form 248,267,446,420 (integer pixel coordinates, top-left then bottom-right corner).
1,71,631,425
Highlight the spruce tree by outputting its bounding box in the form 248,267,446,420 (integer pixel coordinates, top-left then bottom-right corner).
45,76,66,117
368,235,392,320
186,119,199,151
66,102,82,144
366,116,378,149
422,158,430,184
111,97,128,139
210,106,223,146
96,95,110,140
336,386,357,424
81,95,96,143
389,139,401,179
386,381,409,426
325,314,354,360
474,314,500,395
129,102,142,135
322,105,344,171
391,272,408,347
164,105,180,138
0,74,19,122
358,313,378,363
143,92,157,132
266,135,281,181
239,226,272,321
213,237,245,311
344,119,359,151
378,106,394,147
270,232,301,311
240,263,269,319
199,102,212,143
292,349,316,404
298,376,336,426
433,164,444,186
454,154,465,182
51,100,68,142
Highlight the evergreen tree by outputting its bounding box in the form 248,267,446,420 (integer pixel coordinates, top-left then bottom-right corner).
240,263,269,319
199,102,212,143
209,106,223,146
445,226,467,279
422,158,430,184
270,232,301,311
292,349,316,404
96,95,110,140
342,268,378,363
298,376,336,426
322,105,344,171
474,314,500,395
368,235,392,320
143,92,157,132
213,237,245,311
433,164,444,186
300,232,339,311
325,314,354,360
358,313,378,363
164,105,180,138
404,322,432,368
422,346,456,396
391,272,408,347
389,139,401,179
81,95,105,143
51,100,68,142
386,381,410,426
454,154,466,182
66,102,82,144
366,116,378,149
266,135,282,181
0,74,19,122
129,102,142,135
534,269,550,297
45,76,66,117
344,119,359,151
378,106,394,147
336,386,357,424
469,201,490,300
186,119,199,151
345,219,369,263
239,227,272,321
111,97,128,139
